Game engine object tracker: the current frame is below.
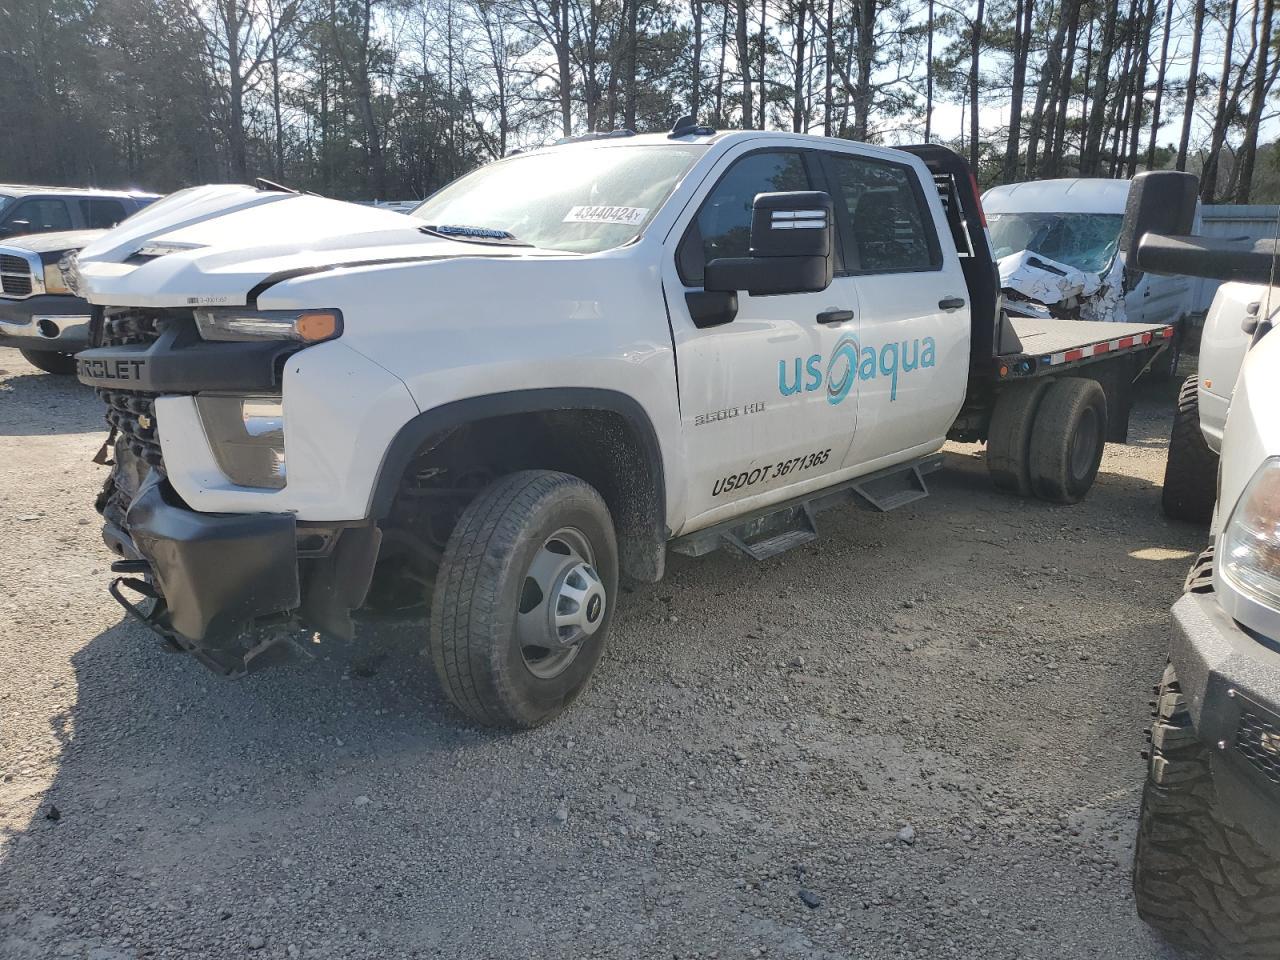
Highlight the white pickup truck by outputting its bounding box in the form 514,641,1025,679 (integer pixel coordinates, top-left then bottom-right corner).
1161,280,1268,522
1128,226,1280,958
69,125,1191,727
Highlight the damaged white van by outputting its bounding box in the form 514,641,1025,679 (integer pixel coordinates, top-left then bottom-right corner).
985,178,1196,375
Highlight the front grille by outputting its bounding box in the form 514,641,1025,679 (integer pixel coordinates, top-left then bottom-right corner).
93,309,176,529
1235,706,1280,786
0,253,33,297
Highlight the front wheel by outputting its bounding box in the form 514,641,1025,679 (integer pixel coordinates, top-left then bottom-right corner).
1161,375,1217,524
1133,663,1280,958
429,470,618,728
19,348,78,375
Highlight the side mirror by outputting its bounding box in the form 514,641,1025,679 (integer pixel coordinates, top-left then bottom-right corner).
1119,171,1198,275
705,191,834,296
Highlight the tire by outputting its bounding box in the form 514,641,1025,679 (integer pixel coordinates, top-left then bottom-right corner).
429,470,618,728
986,379,1054,496
1028,377,1108,503
1133,663,1280,959
1161,375,1218,524
19,348,77,375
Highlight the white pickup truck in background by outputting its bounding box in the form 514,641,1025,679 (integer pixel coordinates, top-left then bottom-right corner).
66,125,1192,727
1161,280,1271,522
984,178,1197,377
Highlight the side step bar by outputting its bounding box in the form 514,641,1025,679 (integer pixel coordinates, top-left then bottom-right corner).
671,453,944,561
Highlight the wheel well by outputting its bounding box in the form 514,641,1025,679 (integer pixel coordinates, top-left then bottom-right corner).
374,404,666,605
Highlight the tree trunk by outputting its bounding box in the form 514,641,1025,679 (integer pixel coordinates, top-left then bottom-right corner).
757,0,767,128
691,0,704,118
224,0,248,181
1001,0,1030,181
925,0,934,141
1125,0,1155,175
1044,1,1080,176
1024,0,1068,178
1236,0,1275,200
736,0,753,127
824,0,835,135
557,0,572,135
624,0,639,129
1081,0,1120,174
1176,0,1206,171
793,0,808,131
968,0,985,171
852,0,875,140
1106,0,1139,176
1199,0,1239,201
715,0,729,123
1145,0,1174,169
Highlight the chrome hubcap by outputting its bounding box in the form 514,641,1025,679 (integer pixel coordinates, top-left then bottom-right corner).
516,528,605,680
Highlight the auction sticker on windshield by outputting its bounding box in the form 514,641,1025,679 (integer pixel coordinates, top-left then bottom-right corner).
563,205,649,225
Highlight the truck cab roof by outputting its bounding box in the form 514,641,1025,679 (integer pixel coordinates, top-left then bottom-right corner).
0,184,160,201
983,178,1131,215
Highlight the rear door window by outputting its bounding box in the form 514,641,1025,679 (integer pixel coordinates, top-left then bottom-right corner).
822,153,941,274
81,198,129,229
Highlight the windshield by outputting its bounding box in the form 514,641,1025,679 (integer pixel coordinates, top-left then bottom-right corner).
988,211,1123,274
411,144,704,253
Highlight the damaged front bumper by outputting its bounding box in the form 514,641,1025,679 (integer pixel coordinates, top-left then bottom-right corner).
1169,550,1280,855
104,471,380,676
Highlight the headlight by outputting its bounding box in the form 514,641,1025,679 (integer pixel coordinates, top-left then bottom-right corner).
60,252,84,296
194,307,341,343
195,395,287,489
43,262,72,295
1221,457,1280,611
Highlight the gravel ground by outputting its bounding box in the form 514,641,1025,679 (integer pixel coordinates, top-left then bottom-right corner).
0,345,1202,960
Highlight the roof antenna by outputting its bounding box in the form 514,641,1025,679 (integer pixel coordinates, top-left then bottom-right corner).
254,177,297,193
669,115,715,139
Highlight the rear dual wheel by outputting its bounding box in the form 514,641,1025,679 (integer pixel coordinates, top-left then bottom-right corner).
986,377,1108,504
428,470,617,728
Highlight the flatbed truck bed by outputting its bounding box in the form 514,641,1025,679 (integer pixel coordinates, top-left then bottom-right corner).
997,317,1176,380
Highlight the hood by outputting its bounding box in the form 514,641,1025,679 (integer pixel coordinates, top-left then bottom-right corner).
3,228,106,255
997,249,1126,323
998,249,1101,305
74,184,530,309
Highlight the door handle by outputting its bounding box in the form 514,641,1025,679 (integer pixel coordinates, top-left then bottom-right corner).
938,297,966,311
817,308,854,325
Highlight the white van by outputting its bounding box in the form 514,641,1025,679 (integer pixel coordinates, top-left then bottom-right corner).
984,178,1196,373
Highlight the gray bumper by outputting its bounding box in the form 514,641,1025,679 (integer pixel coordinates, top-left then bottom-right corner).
0,295,92,351
1170,589,1280,850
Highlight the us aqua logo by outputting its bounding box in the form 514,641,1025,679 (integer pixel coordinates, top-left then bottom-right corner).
779,335,937,404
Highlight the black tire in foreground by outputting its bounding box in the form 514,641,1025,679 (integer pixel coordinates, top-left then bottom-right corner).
19,348,78,375
1161,375,1218,524
1133,663,1280,959
429,470,618,728
1028,377,1108,503
986,379,1054,496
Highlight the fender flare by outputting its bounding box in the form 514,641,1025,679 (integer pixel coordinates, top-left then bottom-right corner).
367,387,667,528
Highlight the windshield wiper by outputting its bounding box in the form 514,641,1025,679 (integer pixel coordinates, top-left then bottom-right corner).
419,224,532,246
